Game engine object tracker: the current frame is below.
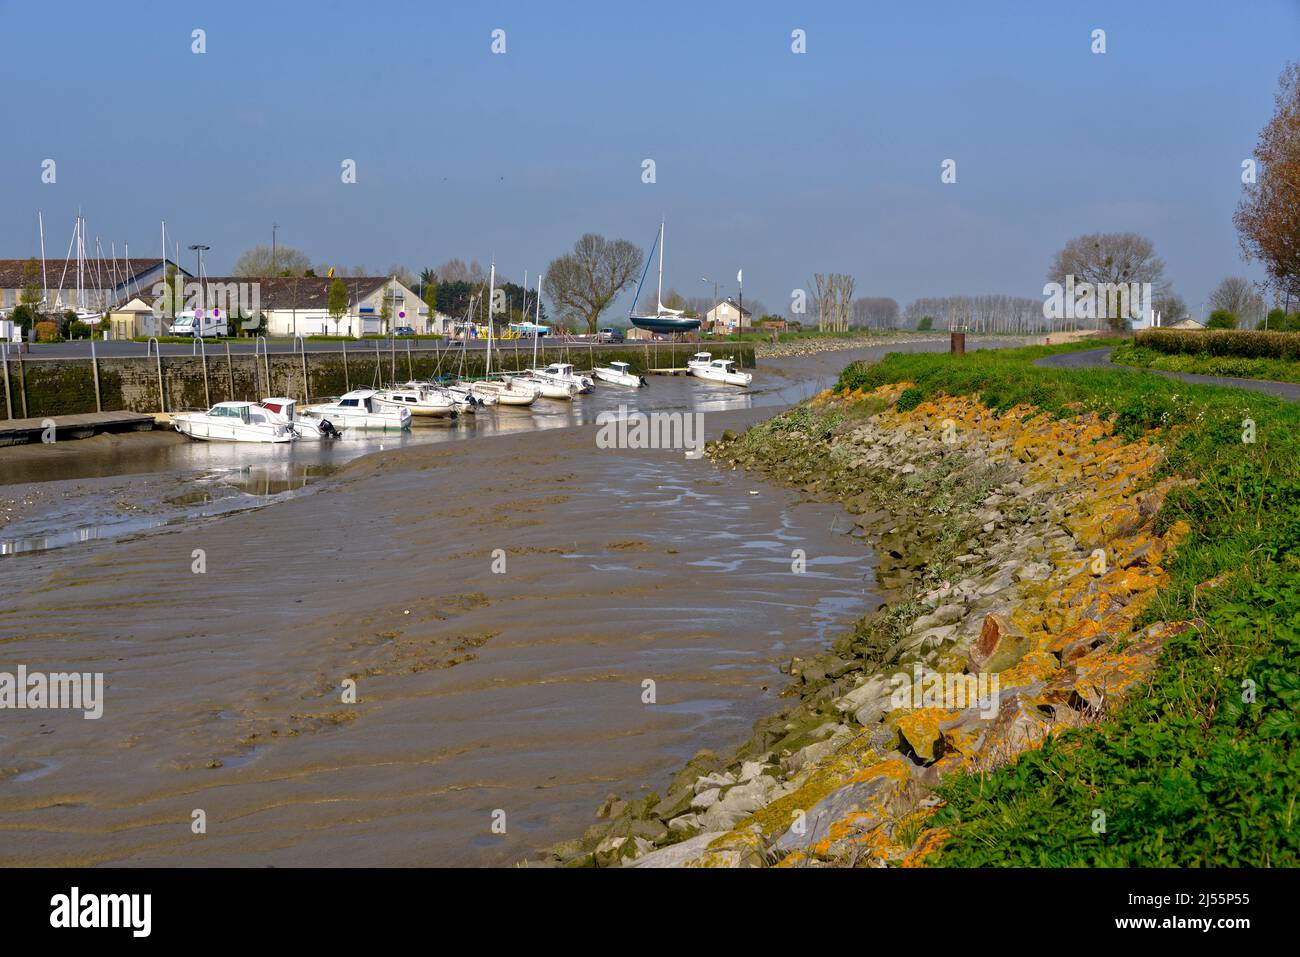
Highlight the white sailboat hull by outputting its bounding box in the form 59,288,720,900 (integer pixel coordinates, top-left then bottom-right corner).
372,394,458,418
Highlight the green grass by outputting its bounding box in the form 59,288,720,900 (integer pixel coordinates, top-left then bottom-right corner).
1113,340,1300,385
835,341,1300,866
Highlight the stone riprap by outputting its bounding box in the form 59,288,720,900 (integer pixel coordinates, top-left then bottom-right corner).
544,381,1197,867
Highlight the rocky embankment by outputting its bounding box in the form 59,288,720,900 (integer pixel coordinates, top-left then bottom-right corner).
543,381,1197,867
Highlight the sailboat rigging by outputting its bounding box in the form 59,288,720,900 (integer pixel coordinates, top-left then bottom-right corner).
628,221,701,334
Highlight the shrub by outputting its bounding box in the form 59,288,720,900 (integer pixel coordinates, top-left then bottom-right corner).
34,321,61,343
1136,327,1300,361
1206,309,1237,329
895,386,924,411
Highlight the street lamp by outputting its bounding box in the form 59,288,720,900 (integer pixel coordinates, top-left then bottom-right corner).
188,244,209,315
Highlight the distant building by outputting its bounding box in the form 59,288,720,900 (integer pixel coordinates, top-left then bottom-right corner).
0,258,190,315
1167,317,1206,330
134,275,441,337
706,297,752,334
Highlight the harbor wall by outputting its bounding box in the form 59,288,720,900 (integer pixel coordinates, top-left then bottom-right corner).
0,341,755,418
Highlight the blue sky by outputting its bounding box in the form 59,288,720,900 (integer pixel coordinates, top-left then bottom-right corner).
2,0,1297,320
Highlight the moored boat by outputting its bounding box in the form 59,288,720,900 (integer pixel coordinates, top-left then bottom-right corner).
258,397,343,440
172,402,296,443
303,389,411,430
690,357,752,387
373,384,459,419
593,361,645,388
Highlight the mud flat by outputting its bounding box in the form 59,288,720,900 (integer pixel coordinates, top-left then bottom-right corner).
0,338,1036,866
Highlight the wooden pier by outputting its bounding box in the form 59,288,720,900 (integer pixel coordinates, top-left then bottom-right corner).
0,411,157,447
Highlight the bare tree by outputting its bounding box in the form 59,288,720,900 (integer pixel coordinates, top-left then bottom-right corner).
1047,232,1168,331
544,234,644,333
852,297,900,329
813,273,855,331
1209,277,1264,323
233,244,313,277
1152,291,1188,325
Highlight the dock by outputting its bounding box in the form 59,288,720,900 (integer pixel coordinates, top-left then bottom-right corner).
0,411,157,447
647,367,692,376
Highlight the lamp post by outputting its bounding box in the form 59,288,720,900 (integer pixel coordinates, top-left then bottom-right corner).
188,244,209,316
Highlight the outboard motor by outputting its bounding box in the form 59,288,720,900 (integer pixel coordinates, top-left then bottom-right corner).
639,375,649,388
319,418,341,440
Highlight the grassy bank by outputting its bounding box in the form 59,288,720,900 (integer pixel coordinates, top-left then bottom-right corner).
1112,340,1300,386
547,339,1297,867
836,343,1300,866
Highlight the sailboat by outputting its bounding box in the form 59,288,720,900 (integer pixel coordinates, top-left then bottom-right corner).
629,221,701,335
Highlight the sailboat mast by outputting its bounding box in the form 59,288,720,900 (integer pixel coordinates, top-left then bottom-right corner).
656,221,664,312
486,261,495,377
533,271,542,367
38,212,47,305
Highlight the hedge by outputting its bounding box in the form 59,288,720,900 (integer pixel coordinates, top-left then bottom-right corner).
1136,328,1300,360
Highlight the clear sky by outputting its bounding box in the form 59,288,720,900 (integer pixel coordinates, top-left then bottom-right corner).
2,0,1297,320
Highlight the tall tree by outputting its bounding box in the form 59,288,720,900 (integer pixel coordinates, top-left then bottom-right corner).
233,244,313,277
327,278,349,323
544,234,643,333
1047,232,1168,331
1236,62,1300,300
1152,291,1188,325
1208,277,1264,324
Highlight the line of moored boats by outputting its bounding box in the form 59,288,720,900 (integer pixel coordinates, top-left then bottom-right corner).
170,352,753,443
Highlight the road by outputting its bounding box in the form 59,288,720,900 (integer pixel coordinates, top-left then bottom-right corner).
1035,346,1300,403
5,338,651,358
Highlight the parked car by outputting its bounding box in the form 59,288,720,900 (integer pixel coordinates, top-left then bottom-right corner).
393,326,416,337
596,327,625,343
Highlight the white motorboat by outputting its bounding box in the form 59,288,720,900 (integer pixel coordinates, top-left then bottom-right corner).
527,362,593,394
173,401,296,443
687,352,713,372
691,357,752,387
373,384,459,419
593,361,645,388
303,389,411,430
258,397,343,440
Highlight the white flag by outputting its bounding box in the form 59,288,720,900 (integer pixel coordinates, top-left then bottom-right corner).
737,269,743,284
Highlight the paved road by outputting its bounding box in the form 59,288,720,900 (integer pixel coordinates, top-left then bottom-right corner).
1036,346,1300,403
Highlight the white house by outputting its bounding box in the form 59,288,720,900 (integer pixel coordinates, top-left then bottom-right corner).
706,297,752,334
141,275,440,337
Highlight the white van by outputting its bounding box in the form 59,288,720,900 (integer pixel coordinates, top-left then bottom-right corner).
167,310,229,338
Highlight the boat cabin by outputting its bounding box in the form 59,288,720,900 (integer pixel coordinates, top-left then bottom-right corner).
709,359,736,372
542,363,574,376
204,401,257,423
609,361,631,373
334,390,378,412
259,398,299,420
